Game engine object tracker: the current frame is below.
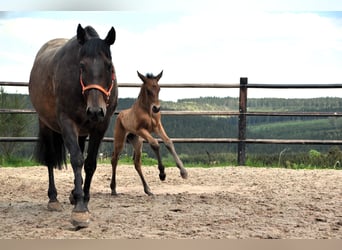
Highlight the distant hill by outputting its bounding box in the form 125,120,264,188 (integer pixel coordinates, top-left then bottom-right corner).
2,93,342,159
109,96,342,156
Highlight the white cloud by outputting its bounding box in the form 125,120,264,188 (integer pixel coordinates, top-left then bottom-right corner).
115,11,342,85
1,11,342,100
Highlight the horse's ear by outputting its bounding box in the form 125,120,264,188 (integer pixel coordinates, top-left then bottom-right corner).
137,71,146,83
105,27,116,45
156,70,163,81
77,24,86,45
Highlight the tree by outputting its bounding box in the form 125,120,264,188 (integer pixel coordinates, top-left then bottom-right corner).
0,87,29,159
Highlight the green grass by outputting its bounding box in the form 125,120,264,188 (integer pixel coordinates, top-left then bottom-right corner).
2,151,342,170
0,156,39,167
117,153,158,166
248,118,342,140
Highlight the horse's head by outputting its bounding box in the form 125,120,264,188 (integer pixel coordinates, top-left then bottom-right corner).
137,70,163,113
77,24,116,122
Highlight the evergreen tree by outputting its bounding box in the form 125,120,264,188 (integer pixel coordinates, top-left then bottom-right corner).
0,88,30,159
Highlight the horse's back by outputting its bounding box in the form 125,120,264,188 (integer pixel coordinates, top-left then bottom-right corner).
29,38,68,132
29,38,67,91
32,38,67,69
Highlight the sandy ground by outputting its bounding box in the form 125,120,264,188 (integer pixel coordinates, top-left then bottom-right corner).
0,164,341,239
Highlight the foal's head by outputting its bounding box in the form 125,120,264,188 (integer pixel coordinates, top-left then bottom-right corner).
137,71,163,113
77,24,116,122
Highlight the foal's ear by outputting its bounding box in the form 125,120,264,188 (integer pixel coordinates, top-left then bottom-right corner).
156,70,163,81
137,71,146,83
77,24,86,45
105,27,116,45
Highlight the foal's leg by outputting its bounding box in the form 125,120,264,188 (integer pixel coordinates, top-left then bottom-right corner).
156,124,188,179
136,129,166,181
110,120,126,196
127,134,153,196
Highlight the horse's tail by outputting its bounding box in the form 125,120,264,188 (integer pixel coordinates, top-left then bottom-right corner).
35,120,66,169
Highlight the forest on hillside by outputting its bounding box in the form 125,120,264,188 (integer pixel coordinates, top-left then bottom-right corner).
1,90,342,167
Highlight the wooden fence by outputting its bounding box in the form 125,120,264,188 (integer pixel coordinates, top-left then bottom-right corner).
2,78,342,165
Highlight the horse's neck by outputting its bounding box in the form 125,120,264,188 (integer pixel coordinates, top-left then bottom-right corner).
137,89,151,113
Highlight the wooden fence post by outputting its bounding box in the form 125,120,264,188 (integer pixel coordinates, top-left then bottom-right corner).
238,77,248,165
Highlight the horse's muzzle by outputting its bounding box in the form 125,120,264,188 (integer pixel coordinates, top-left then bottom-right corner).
86,106,105,121
152,105,161,113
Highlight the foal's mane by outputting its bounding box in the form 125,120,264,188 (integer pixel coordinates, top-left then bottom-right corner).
145,73,158,79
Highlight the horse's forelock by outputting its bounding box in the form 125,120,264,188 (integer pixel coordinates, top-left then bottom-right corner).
80,38,112,59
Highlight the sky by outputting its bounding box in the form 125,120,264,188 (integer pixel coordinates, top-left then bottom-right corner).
1,1,342,101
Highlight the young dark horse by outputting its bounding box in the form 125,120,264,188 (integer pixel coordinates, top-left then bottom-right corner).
29,24,118,228
110,71,188,196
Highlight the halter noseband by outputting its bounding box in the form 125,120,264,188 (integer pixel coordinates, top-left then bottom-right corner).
80,71,115,104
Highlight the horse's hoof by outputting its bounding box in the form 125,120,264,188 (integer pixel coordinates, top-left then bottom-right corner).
47,201,63,211
71,211,91,228
69,192,75,205
111,190,118,196
180,169,188,179
159,173,166,181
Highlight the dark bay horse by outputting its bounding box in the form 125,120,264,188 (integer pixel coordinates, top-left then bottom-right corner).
29,24,118,228
110,71,188,196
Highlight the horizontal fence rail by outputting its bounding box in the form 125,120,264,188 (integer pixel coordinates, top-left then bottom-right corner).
3,108,342,117
3,81,342,88
3,136,342,145
2,79,342,165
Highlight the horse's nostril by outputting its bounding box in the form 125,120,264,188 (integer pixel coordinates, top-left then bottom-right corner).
152,105,160,113
98,108,105,117
86,107,92,116
87,107,105,120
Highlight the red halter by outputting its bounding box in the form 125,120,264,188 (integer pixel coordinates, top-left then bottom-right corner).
79,71,115,104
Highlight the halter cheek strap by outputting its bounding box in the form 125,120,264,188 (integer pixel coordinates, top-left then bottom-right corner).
80,71,115,104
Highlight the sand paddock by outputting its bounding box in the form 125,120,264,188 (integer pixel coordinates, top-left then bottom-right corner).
0,165,341,239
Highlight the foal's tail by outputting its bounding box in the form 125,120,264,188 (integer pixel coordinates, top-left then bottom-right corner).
35,120,66,169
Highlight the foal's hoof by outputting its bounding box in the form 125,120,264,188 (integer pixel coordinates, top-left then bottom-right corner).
180,169,188,179
145,189,154,196
71,211,91,228
47,201,63,212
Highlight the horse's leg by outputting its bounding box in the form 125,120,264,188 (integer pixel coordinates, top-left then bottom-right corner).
59,118,89,228
47,166,63,211
83,131,104,206
156,124,188,179
36,120,65,211
127,134,153,196
69,136,87,205
136,129,166,181
79,136,87,154
110,120,126,195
